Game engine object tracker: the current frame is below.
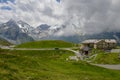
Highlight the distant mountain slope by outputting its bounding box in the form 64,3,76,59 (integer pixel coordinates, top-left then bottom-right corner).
0,19,120,44
16,40,75,48
37,24,51,31
0,37,12,46
0,19,67,44
0,19,34,44
43,32,120,43
80,32,120,43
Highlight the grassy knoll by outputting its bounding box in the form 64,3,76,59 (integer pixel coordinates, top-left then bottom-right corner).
0,49,120,80
0,38,12,46
16,40,75,48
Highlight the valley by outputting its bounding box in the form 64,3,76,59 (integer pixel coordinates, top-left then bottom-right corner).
1,0,120,80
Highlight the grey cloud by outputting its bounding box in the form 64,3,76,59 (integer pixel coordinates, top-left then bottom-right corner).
1,0,120,36
63,0,120,35
42,6,53,16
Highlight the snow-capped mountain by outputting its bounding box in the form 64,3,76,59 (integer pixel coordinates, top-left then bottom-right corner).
35,24,66,38
17,20,34,33
0,19,67,44
0,19,120,44
17,20,66,40
0,19,34,44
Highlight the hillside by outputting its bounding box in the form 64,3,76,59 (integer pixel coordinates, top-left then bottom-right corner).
0,37,12,46
86,49,120,64
0,49,120,80
92,53,120,64
16,40,75,48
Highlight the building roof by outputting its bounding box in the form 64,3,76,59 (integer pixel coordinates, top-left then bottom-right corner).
104,39,117,43
82,39,117,44
82,39,100,44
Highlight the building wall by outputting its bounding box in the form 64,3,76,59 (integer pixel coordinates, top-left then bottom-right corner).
82,41,117,50
95,40,107,49
95,40,116,49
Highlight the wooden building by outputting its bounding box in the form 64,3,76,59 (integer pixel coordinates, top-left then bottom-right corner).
81,39,117,50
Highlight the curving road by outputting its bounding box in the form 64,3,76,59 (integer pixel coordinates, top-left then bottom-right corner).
0,46,83,60
1,46,120,70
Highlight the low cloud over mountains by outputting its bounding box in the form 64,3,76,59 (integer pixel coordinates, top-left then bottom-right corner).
0,0,120,36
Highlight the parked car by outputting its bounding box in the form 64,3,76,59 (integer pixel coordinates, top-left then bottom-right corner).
54,48,59,50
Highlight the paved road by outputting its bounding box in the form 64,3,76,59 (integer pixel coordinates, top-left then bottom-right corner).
12,48,55,51
91,64,120,70
0,46,83,60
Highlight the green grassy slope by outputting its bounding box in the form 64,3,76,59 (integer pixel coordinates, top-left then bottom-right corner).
89,49,120,64
93,53,120,64
16,40,75,48
0,49,120,80
0,38,12,46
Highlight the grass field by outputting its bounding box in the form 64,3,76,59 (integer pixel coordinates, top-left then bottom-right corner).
16,40,75,48
0,49,120,80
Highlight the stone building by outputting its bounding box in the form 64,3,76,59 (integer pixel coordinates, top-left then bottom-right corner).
81,39,117,50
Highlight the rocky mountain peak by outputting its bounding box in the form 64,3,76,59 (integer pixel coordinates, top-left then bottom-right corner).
37,24,50,30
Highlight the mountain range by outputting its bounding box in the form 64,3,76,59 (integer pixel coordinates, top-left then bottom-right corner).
0,19,120,44
0,19,66,44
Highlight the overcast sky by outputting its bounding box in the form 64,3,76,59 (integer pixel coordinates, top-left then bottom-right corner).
0,0,120,35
